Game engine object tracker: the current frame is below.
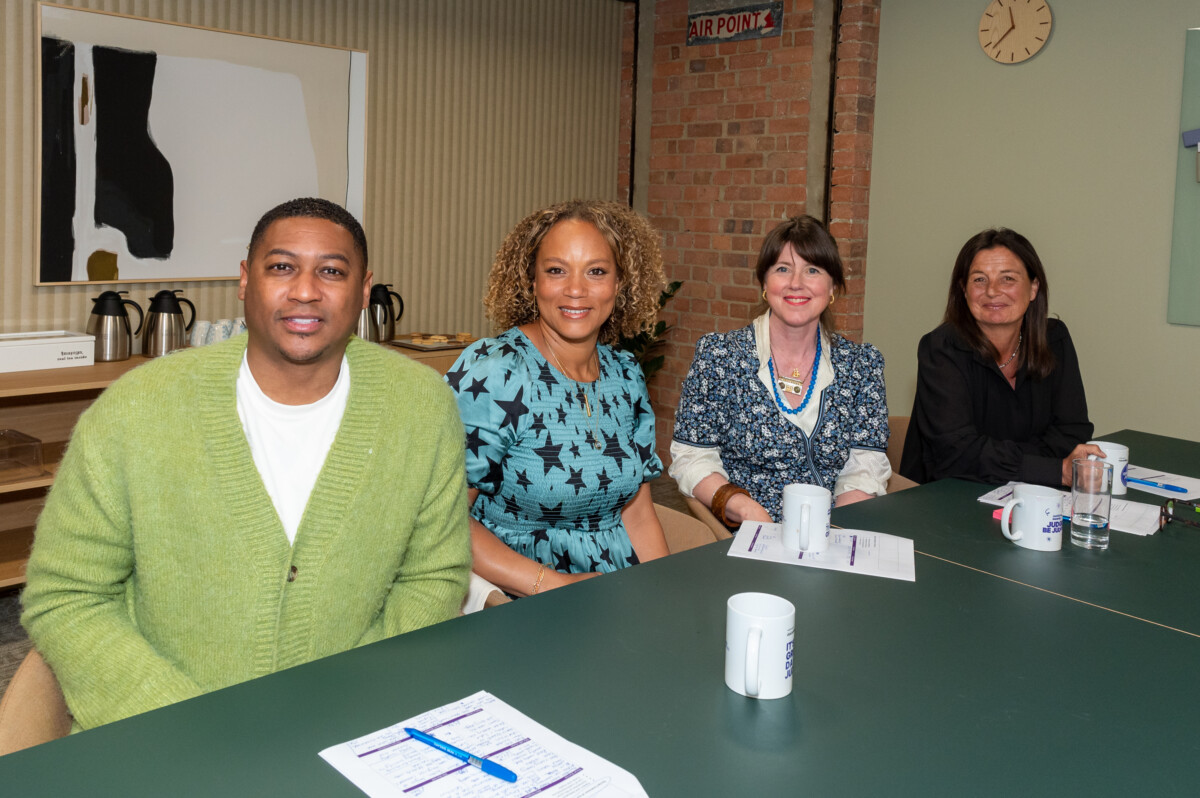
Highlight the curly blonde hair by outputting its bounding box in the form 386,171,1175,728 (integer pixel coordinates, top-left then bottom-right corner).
483,199,666,346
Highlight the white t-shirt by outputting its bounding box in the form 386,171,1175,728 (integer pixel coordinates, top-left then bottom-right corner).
235,354,350,544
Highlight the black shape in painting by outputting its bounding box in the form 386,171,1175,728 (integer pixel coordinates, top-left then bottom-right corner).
40,37,77,283
93,46,175,259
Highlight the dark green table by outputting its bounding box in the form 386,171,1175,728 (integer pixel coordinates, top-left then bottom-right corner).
836,430,1200,636
1,536,1198,795
1,430,1197,795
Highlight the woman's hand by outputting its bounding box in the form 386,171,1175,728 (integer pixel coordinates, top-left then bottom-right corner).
467,489,593,597
541,571,601,590
693,474,772,525
723,492,773,525
1060,443,1106,487
467,488,610,596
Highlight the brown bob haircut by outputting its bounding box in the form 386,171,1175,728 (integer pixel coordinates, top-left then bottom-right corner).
754,215,846,330
944,228,1055,379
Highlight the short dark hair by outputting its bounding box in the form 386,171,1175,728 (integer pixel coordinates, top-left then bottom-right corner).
754,215,846,330
247,197,368,270
944,228,1055,379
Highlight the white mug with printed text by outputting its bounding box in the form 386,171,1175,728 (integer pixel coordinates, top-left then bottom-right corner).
725,592,794,700
1000,484,1064,551
1088,441,1129,496
781,483,831,554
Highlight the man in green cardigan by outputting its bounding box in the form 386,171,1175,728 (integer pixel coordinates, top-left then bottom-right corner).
22,198,471,731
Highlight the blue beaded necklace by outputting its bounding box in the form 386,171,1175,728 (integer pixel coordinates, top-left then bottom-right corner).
767,332,821,416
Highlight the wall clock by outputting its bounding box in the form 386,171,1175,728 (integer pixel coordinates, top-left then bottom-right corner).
979,0,1053,64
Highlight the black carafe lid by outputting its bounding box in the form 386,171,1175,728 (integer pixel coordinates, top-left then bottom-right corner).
91,290,131,316
148,289,186,313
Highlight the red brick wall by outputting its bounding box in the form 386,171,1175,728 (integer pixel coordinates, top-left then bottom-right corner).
826,0,880,341
642,0,880,464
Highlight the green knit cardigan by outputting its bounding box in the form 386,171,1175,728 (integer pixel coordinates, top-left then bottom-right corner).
21,336,471,730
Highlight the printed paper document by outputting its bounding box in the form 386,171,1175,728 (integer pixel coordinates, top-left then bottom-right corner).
1126,465,1200,500
727,522,916,581
320,691,646,797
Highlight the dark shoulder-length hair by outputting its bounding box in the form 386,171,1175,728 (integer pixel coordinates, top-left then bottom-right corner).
944,228,1055,379
754,215,847,330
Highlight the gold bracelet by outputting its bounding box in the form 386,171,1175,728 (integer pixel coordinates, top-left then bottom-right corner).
710,483,751,529
530,564,546,595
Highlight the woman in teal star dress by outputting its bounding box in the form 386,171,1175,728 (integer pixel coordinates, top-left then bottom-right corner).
446,199,669,597
448,329,661,573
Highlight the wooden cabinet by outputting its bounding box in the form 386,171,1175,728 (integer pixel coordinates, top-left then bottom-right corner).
0,357,151,588
0,345,462,589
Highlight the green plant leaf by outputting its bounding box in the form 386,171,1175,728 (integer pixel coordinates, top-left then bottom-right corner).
616,280,685,387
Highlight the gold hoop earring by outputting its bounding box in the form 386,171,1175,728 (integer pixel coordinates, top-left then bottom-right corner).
829,294,836,308
761,289,767,301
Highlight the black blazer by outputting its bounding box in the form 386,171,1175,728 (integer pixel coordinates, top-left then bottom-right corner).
899,319,1093,487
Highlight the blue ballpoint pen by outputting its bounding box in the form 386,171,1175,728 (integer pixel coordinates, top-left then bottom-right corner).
1128,477,1188,494
404,727,518,783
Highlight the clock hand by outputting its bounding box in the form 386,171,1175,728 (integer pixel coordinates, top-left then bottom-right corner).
992,7,1015,48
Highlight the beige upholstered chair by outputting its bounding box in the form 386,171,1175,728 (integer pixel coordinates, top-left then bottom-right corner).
0,648,72,756
683,496,734,541
886,415,918,493
655,502,723,552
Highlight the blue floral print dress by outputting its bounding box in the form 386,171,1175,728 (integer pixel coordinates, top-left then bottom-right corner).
673,324,888,520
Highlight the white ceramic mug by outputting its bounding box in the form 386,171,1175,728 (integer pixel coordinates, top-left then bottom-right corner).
213,318,236,343
189,320,212,348
1000,484,1064,551
1088,441,1129,496
725,592,795,700
781,484,831,554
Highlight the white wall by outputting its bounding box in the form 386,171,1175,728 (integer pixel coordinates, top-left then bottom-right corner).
866,0,1200,442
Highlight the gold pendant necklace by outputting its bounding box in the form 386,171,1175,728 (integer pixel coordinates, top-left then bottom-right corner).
774,346,815,396
543,330,603,451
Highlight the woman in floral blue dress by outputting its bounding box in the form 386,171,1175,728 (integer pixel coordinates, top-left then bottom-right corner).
446,200,669,597
671,215,891,528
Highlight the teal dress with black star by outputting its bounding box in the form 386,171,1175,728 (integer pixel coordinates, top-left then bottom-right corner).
445,328,663,574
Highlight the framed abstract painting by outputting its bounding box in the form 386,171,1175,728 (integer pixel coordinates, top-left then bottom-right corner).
36,3,367,284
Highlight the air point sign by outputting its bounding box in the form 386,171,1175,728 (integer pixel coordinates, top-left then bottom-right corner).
687,2,783,46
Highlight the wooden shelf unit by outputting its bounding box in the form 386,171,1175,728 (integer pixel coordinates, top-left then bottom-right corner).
0,356,152,399
0,357,150,588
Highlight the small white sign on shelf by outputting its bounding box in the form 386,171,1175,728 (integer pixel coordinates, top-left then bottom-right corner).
0,331,95,373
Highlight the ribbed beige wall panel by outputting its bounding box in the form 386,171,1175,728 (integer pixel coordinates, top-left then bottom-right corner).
1,0,622,340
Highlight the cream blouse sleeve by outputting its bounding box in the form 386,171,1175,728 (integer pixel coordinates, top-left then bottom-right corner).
668,439,728,498
833,448,892,499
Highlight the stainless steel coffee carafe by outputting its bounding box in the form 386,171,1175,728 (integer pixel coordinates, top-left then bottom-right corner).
86,291,144,362
368,284,405,342
356,307,380,342
143,290,196,358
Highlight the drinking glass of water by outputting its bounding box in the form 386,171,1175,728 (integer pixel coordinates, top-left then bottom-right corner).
1070,459,1113,550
